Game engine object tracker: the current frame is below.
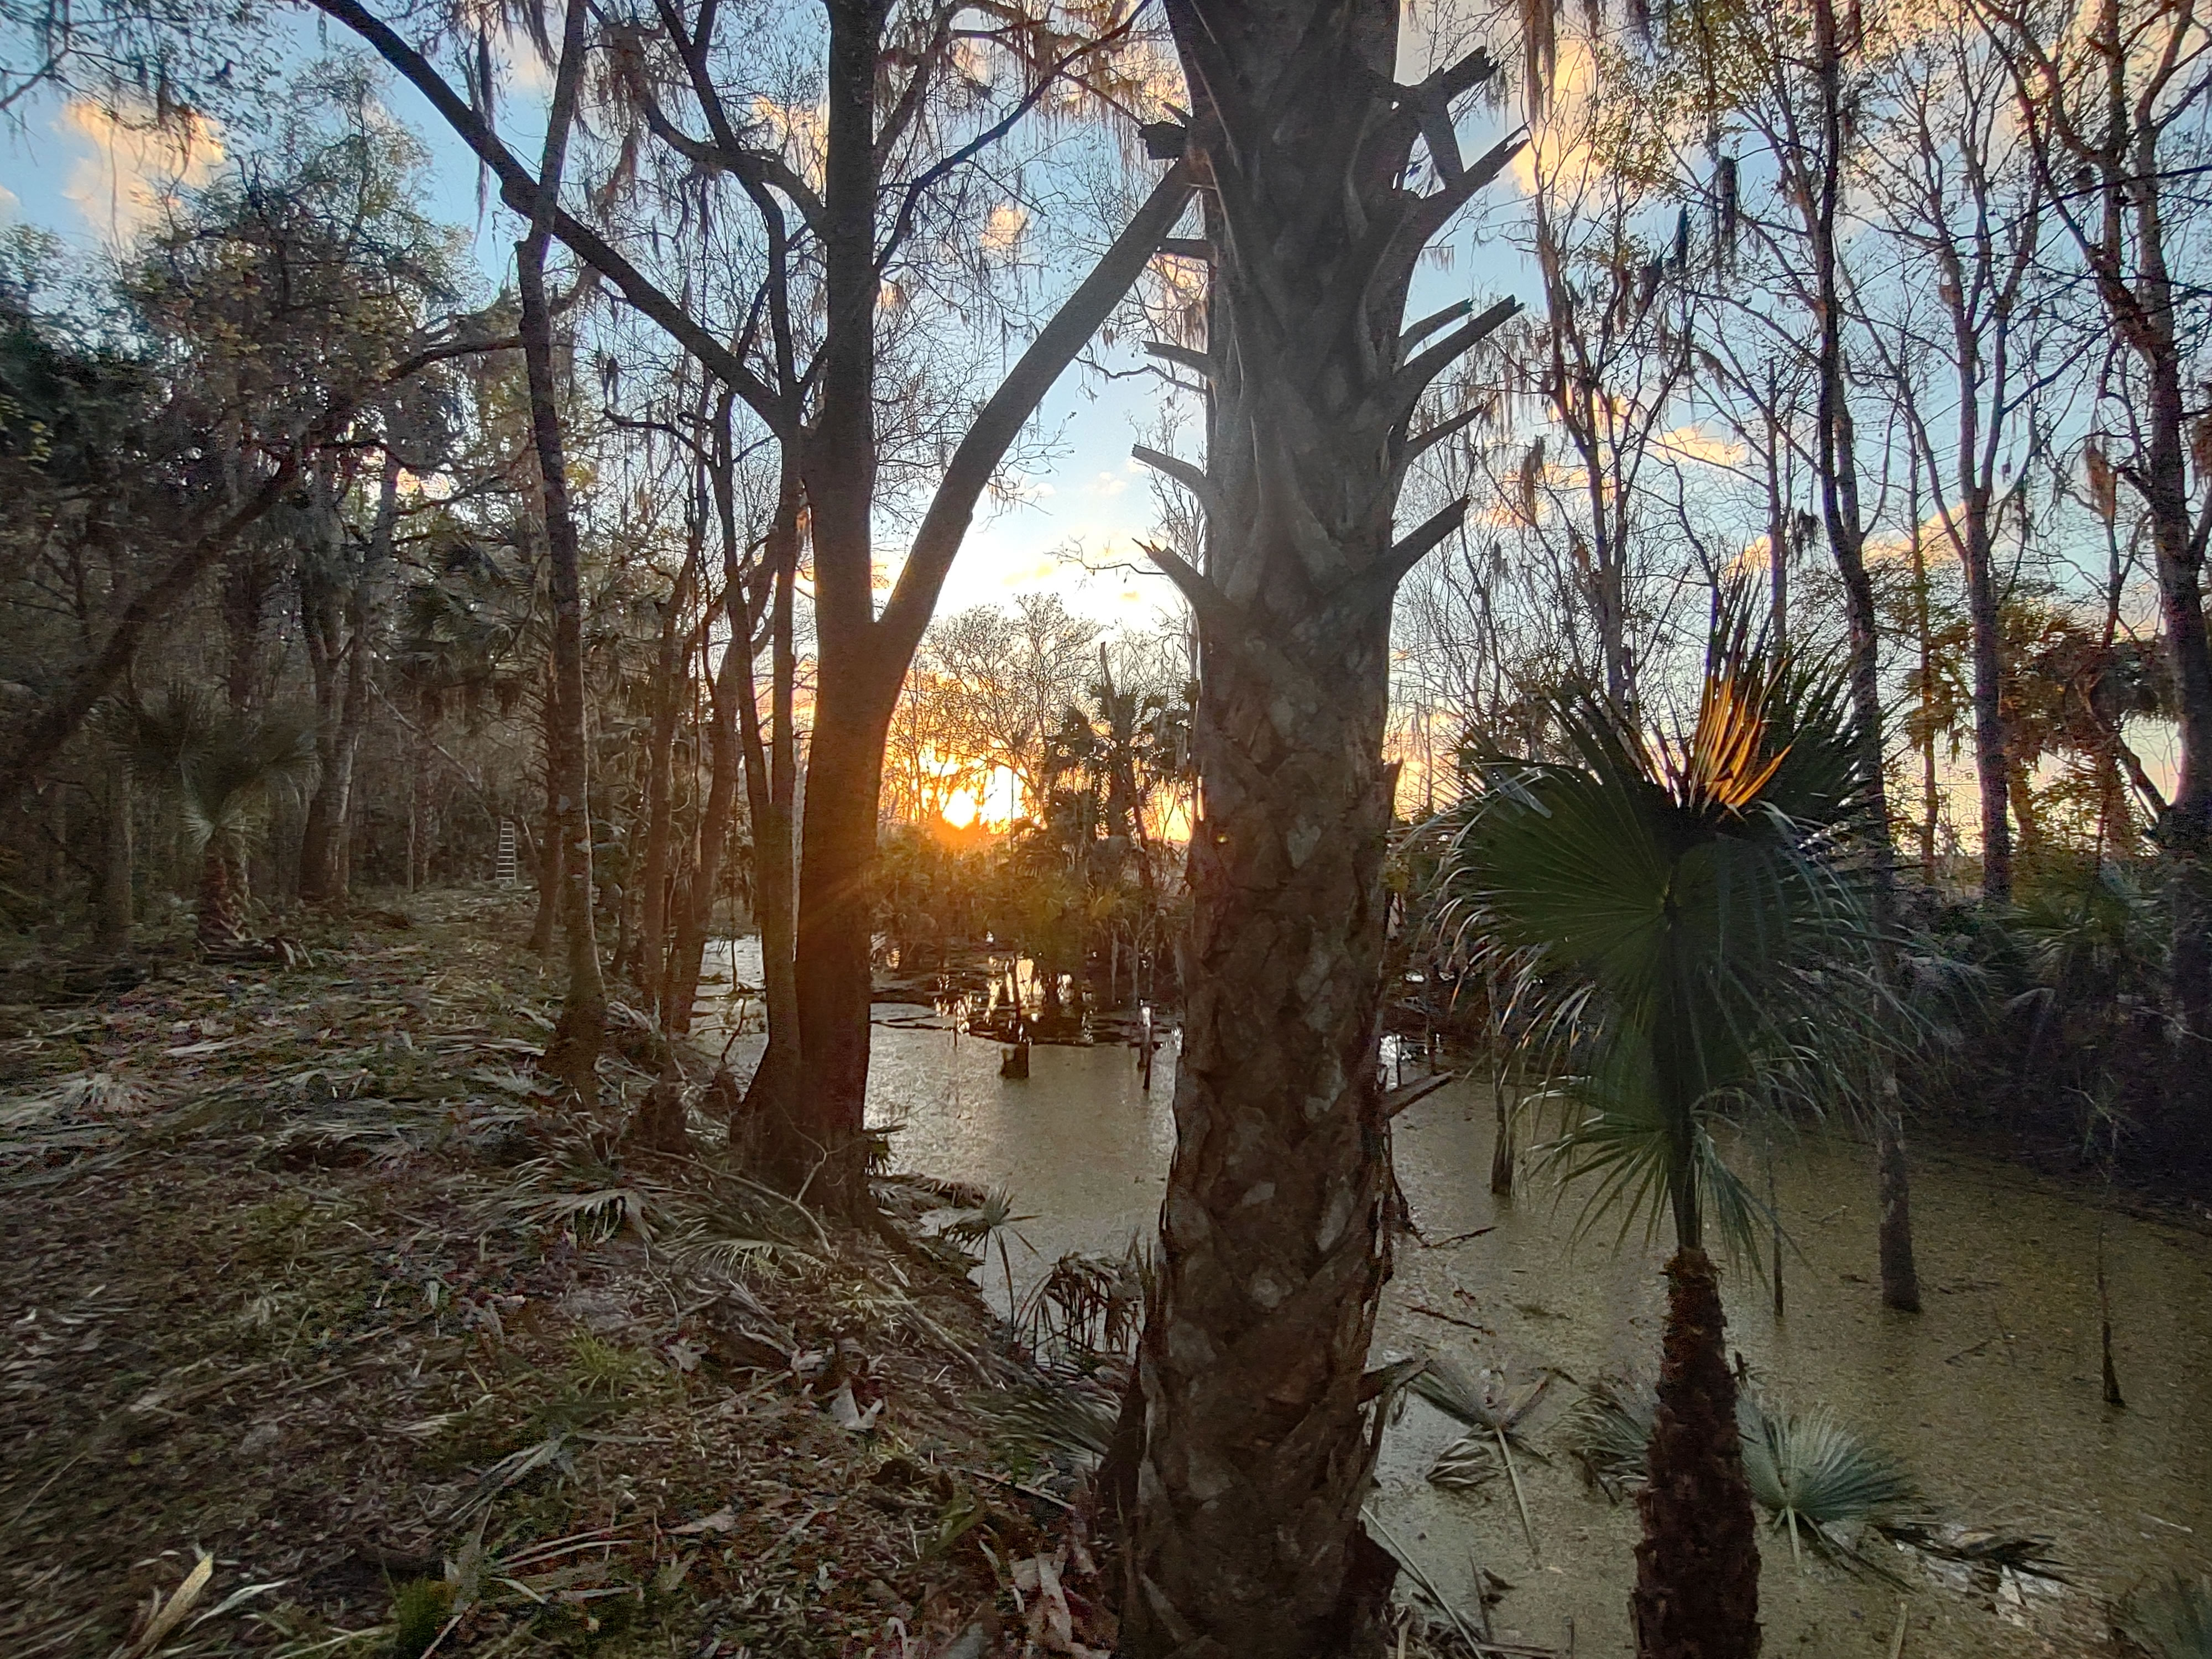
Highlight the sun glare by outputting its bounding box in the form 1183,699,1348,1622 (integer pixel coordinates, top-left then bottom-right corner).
937,766,1022,833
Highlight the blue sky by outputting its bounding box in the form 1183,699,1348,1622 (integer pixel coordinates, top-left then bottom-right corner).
0,19,1527,633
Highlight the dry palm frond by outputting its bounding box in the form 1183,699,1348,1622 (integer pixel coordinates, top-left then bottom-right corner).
1019,1241,1147,1360
978,1374,1120,1461
1427,1432,1502,1491
1876,1520,2062,1578
1412,1355,1551,1554
1559,1371,1657,1499
0,1070,144,1127
1410,1354,1552,1440
2118,1573,2212,1659
525,1186,652,1244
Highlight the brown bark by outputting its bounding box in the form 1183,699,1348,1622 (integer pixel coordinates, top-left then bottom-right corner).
1120,8,1515,1651
1631,1248,1761,1659
196,843,249,951
737,462,802,1125
519,0,604,1098
1806,0,1919,1315
96,766,132,954
1876,1098,1921,1313
300,461,400,906
528,688,563,956
222,546,276,714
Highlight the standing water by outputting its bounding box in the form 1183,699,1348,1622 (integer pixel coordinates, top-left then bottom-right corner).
692,943,2211,1653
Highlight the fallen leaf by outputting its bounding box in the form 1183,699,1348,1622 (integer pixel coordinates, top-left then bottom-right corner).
669,1506,738,1536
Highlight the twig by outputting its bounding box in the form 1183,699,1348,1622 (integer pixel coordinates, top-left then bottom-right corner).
1887,1598,1909,1659
950,1464,1076,1512
1422,1227,1498,1249
1410,1303,1490,1333
1497,1427,1540,1563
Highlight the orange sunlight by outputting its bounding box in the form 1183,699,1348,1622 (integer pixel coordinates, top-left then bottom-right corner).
938,765,1023,832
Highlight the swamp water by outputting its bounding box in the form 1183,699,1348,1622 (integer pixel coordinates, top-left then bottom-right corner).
694,943,2211,1655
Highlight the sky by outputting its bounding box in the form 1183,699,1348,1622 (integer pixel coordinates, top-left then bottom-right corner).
0,14,1529,637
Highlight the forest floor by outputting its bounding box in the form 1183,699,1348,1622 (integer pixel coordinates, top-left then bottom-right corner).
0,887,1132,1659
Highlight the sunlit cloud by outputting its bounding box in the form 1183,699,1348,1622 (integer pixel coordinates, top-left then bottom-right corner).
59,97,225,245
979,201,1029,258
0,183,18,223
1087,470,1127,497
1657,424,1747,469
1509,36,1604,199
751,95,826,191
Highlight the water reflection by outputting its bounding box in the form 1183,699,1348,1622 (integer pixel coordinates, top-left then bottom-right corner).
692,938,2211,1651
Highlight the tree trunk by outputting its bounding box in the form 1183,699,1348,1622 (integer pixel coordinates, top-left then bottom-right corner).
1876,1095,1922,1313
197,842,248,950
223,546,274,714
519,1,603,1097
1908,466,1940,886
736,461,802,1122
1808,0,1919,1315
784,672,890,1207
636,541,698,1013
1121,12,1514,1651
1631,1248,1760,1659
300,461,399,906
528,706,563,955
96,766,132,954
1961,497,2011,902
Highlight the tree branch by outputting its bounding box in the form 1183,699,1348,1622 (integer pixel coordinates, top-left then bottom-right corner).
1131,443,1223,520
876,163,1196,660
310,0,792,434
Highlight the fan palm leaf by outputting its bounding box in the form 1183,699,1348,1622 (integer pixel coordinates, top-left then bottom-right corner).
1428,612,1884,1658
2117,1573,2212,1659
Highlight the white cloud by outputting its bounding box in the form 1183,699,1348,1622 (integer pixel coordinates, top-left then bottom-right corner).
59,98,224,245
0,183,18,223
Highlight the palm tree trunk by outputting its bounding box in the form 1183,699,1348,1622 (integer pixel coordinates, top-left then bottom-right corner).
1121,8,1514,1648
1632,1248,1760,1659
197,842,247,951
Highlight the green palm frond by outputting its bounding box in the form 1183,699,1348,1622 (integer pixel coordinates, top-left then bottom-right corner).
2117,1573,2212,1659
114,684,316,852
1739,1399,1915,1566
941,1186,1035,1250
1562,1376,1913,1574
1430,623,1878,1260
1532,1037,1770,1261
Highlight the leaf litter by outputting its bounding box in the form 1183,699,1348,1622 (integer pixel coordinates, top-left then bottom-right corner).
0,888,1128,1657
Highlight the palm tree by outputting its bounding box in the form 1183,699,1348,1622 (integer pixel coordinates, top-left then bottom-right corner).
117,686,316,950
1433,629,1876,1659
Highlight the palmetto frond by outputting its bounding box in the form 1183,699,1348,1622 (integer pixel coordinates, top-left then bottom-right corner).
1739,1398,1915,1566
2117,1573,2212,1659
1430,627,1877,1258
114,684,316,853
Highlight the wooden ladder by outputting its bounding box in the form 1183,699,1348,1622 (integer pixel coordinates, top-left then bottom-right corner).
495,818,519,886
